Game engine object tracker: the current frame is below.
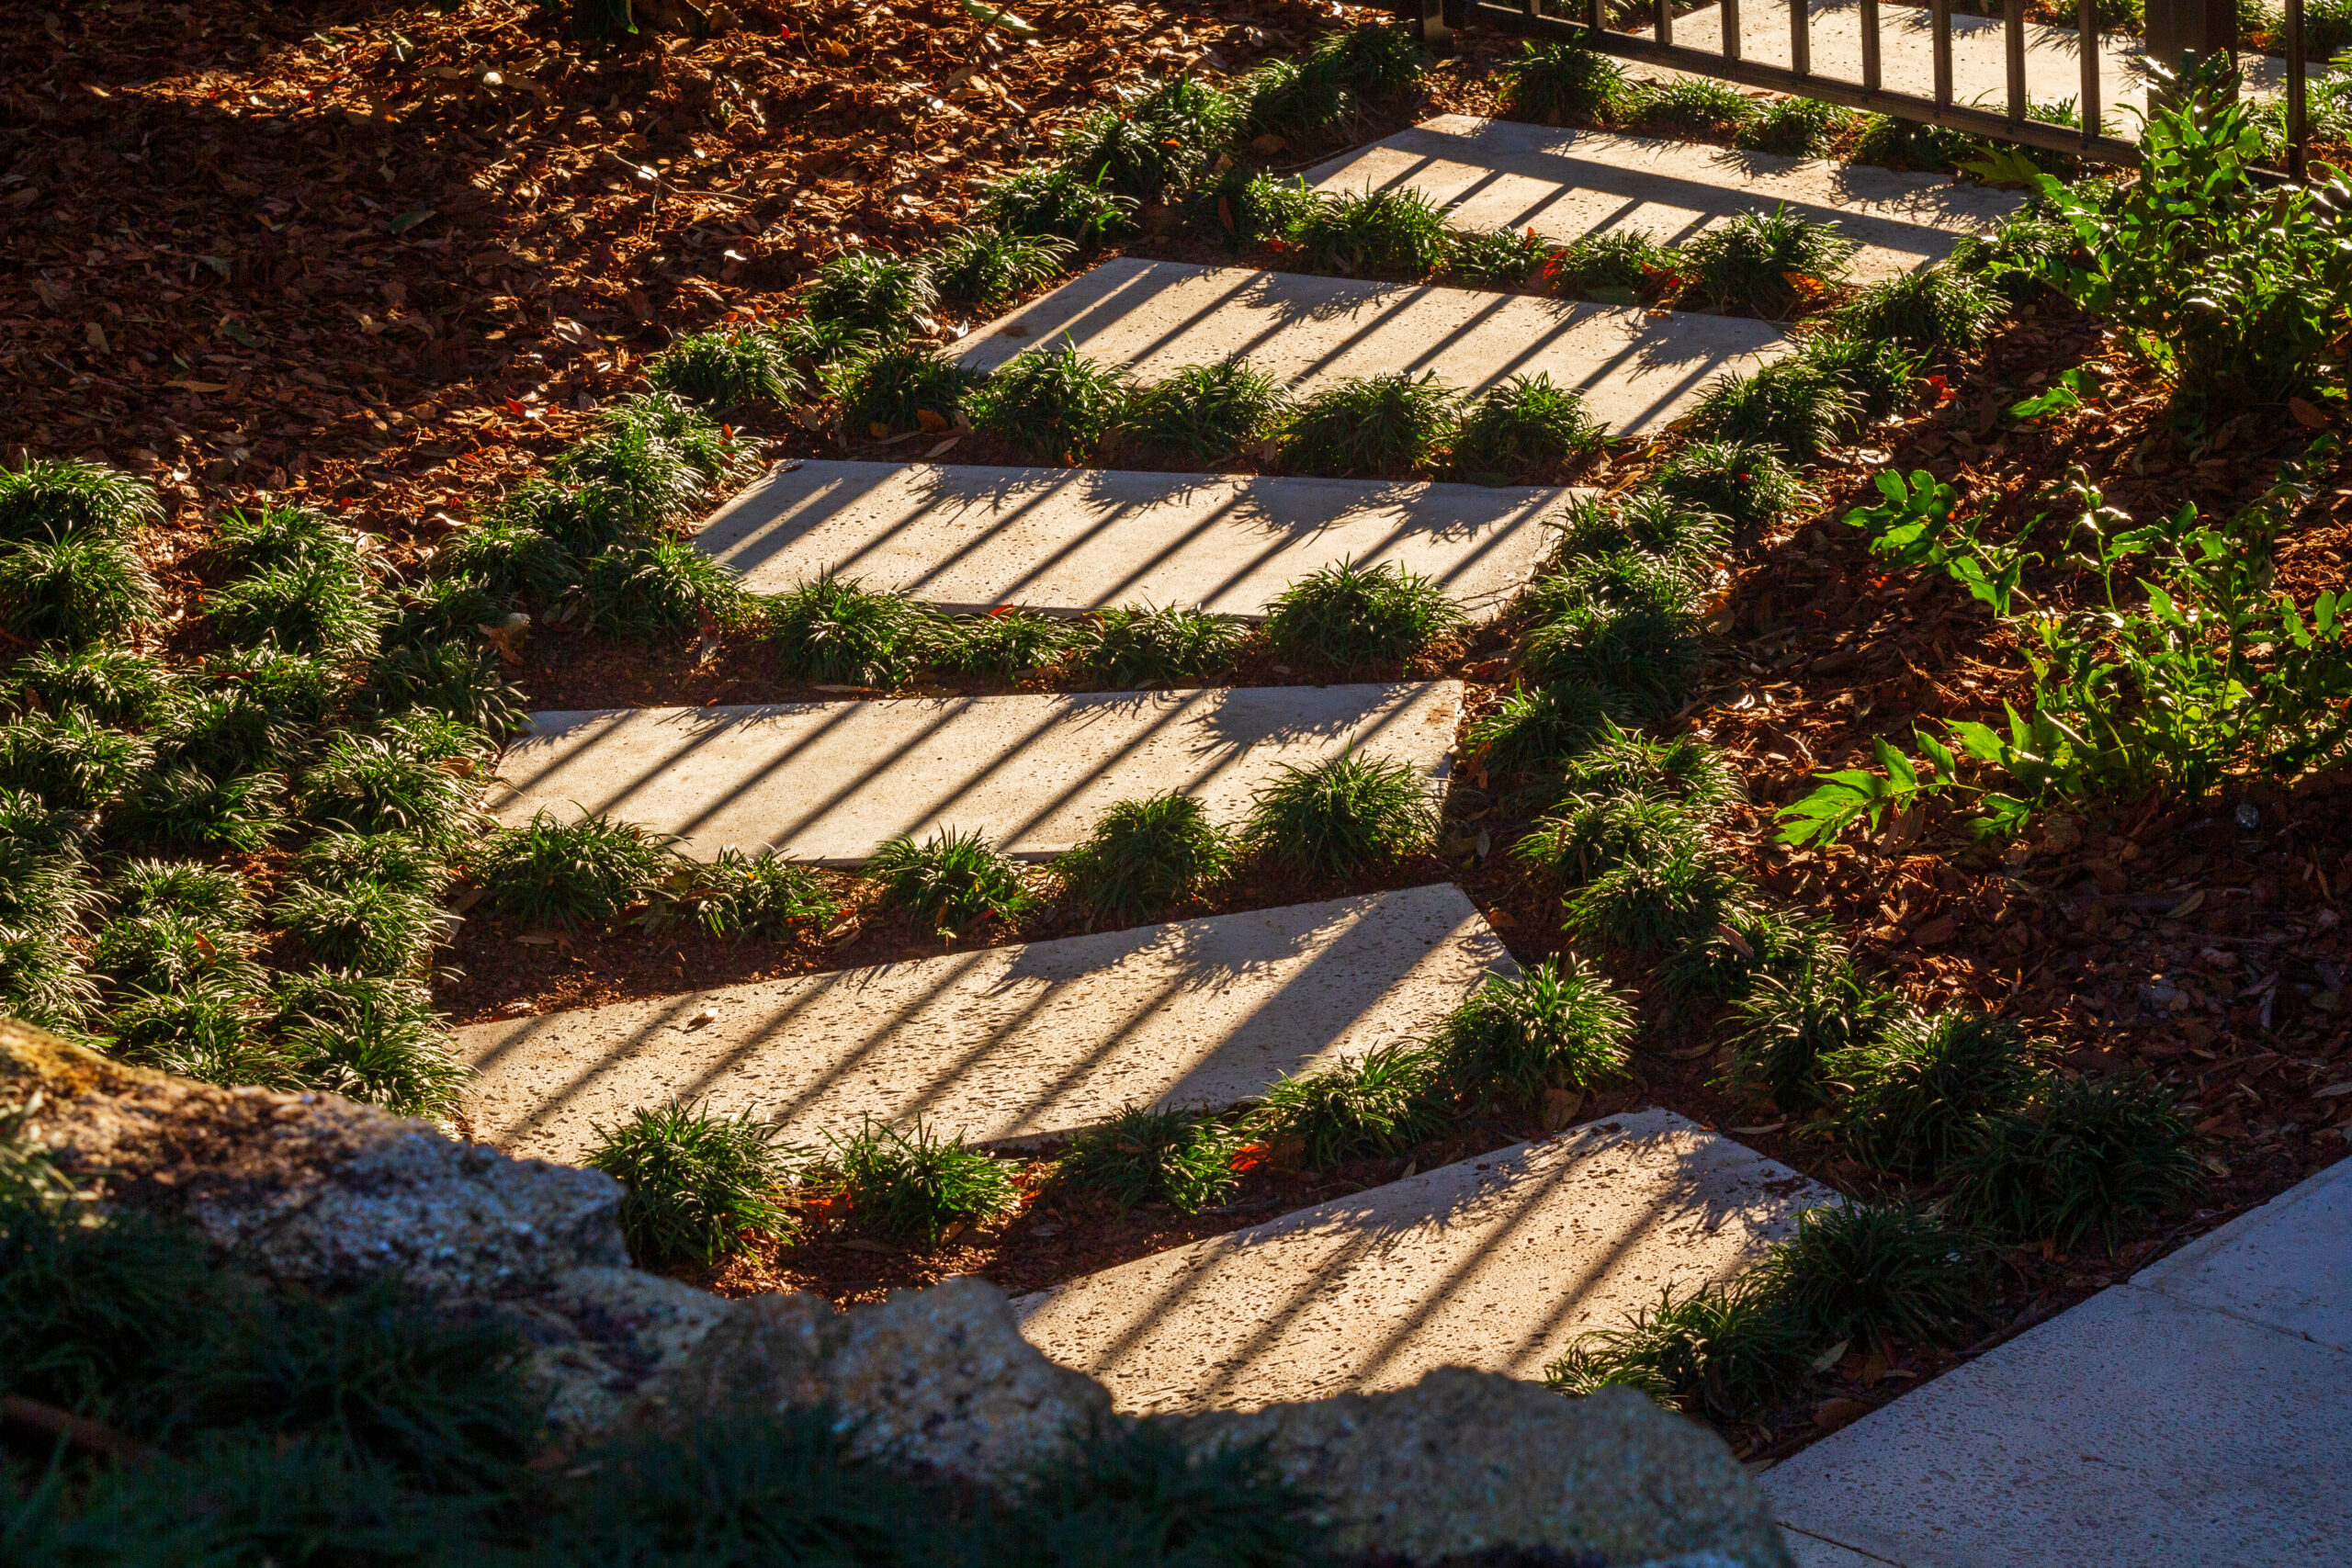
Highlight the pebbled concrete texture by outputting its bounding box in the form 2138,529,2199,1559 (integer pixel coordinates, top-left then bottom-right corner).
950,258,1789,437
1014,1108,1836,1415
2131,1150,2352,1352
1307,117,2018,281
1641,0,2282,109
455,885,1514,1164
1764,1281,2352,1567
691,460,1568,621
486,681,1463,865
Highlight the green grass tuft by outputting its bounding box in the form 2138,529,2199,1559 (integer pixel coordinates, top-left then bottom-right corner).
926,607,1082,680
1512,791,1711,888
1432,956,1634,1107
1688,359,1860,459
92,906,263,999
470,810,676,929
1736,95,1855,155
1053,792,1235,923
1647,439,1806,543
832,346,978,437
1277,371,1459,479
1716,957,1894,1111
1448,373,1607,484
648,327,807,410
8,646,174,726
0,458,160,545
1561,840,1742,955
1679,207,1858,317
800,251,936,343
0,710,149,812
272,876,455,978
1654,901,1838,1004
1309,20,1429,96
928,224,1075,311
763,572,940,688
1952,1072,2200,1252
1519,592,1700,719
1237,55,1356,146
588,1100,797,1267
1121,359,1288,465
865,826,1034,935
297,830,445,896
1290,186,1454,277
1544,1278,1812,1416
1820,1009,2049,1175
972,345,1129,464
268,970,465,1120
209,549,385,659
299,724,486,847
108,765,286,854
1079,604,1241,688
1803,333,1925,423
1626,78,1759,136
0,532,160,648
582,536,745,643
1544,229,1683,303
1242,752,1437,880
1463,679,1622,786
1852,112,1970,171
1056,1105,1242,1214
1836,263,2002,350
364,638,529,738
830,1116,1019,1246
1249,1043,1448,1169
1449,225,1555,290
655,846,841,941
978,164,1138,248
107,978,289,1091
1263,557,1466,676
1494,38,1631,124
1754,1202,1986,1349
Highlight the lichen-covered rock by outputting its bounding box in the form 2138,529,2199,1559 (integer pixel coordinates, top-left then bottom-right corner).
504,1267,742,1438
649,1275,1111,1484
1173,1368,1796,1568
1,1020,624,1296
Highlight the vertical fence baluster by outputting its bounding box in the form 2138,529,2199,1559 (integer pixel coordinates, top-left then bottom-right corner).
1588,0,1603,35
2005,0,2027,125
1932,0,1954,110
2290,0,2309,179
1792,0,1811,76
2077,0,2100,150
1726,0,1743,62
1860,0,1882,93
1657,0,1673,49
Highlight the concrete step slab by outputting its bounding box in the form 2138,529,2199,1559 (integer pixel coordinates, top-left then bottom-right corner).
456,884,1510,1164
1764,1282,2352,1567
487,682,1463,865
1013,1108,1838,1415
2130,1152,2352,1353
1639,1,2282,109
693,460,1568,620
951,258,1789,438
1306,116,2018,281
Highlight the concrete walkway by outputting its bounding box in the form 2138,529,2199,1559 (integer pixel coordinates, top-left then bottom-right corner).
1766,1154,2352,1567
1308,117,2017,280
486,682,1461,864
692,460,1566,619
1016,1108,1837,1415
457,884,1510,1163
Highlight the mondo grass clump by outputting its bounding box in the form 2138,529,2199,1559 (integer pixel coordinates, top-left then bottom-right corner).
1803,333,1925,423
1716,957,1895,1111
298,721,487,848
1837,263,2001,350
972,345,1128,464
1290,186,1454,278
1688,359,1860,460
927,607,1082,681
763,573,938,689
835,347,978,437
0,711,148,812
1249,1043,1448,1168
1079,604,1241,688
1277,371,1459,479
1432,956,1633,1108
1494,37,1632,124
648,326,805,411
1736,95,1855,156
1462,679,1621,787
1511,790,1711,889
1554,491,1729,570
1821,1009,2049,1174
1626,78,1758,137
1561,840,1742,956
828,1116,1019,1246
1952,1072,2201,1252
1242,752,1438,880
1450,225,1555,289
0,532,162,649
1519,591,1701,719
1648,439,1804,543
272,875,456,978
928,225,1074,311
1238,55,1356,147
800,251,936,343
1679,207,1858,317
588,1100,797,1268
1655,902,1840,1005
1121,359,1288,465
1263,557,1466,676
9,646,174,726
0,457,162,544
364,639,528,739
1754,1202,1985,1350
1053,792,1235,922
1545,230,1684,303
1055,1104,1241,1214
469,810,675,928
267,971,465,1121
657,847,841,941
978,163,1138,248
1545,1277,1812,1416
1447,374,1606,485
865,827,1034,935
582,536,746,643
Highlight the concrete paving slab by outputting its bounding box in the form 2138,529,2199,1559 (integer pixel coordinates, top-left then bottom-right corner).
1764,1283,2352,1568
1784,1532,1902,1568
2131,1153,2352,1352
951,259,1789,438
457,885,1510,1164
1637,0,2282,109
692,460,1568,621
487,682,1463,865
1012,1108,1837,1415
1306,116,2017,281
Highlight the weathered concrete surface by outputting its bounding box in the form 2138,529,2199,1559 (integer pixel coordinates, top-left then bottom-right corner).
487,682,1463,865
1178,1371,1799,1568
693,460,1567,620
456,885,1513,1165
2131,1150,2352,1353
1764,1281,2352,1566
951,258,1789,437
1015,1108,1836,1415
1640,1,2282,108
1307,116,2018,280
0,1020,622,1298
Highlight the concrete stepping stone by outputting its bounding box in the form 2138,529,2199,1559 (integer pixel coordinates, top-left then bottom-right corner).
2127,1147,2352,1353
486,682,1463,865
693,459,1568,620
1641,0,2283,111
1306,115,2018,281
1013,1107,1838,1415
951,258,1789,437
456,884,1511,1164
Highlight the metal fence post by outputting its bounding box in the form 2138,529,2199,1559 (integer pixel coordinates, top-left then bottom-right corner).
2142,0,2236,110
1396,0,1454,57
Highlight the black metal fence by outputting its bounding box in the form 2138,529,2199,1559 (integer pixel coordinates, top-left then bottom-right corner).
1393,0,2320,175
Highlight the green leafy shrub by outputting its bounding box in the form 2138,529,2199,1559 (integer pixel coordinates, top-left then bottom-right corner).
8,646,173,726
1263,557,1465,676
588,1100,796,1267
1450,225,1555,289
1716,957,1894,1111
1821,1010,2049,1174
830,1116,1019,1246
470,810,675,928
1754,1202,1985,1349
1544,229,1683,303
1290,186,1454,277
1448,374,1605,484
1433,957,1633,1107
1679,207,1858,317
1242,752,1438,879
0,710,147,812
1464,679,1621,785
1053,792,1234,922
1737,95,1854,155
364,639,528,738
801,251,936,343
1249,1043,1447,1168
834,346,978,437
1238,56,1355,146
763,573,939,688
1056,1105,1241,1214
927,607,1081,680
0,533,159,648
1952,1073,2200,1251
1803,333,1925,423
1277,371,1459,479
929,225,1075,311
1545,1278,1812,1416
1122,359,1289,465
1688,359,1859,458
865,826,1034,934
0,457,160,545
1648,439,1804,543
656,846,840,941
1561,840,1741,955
582,535,745,643
273,876,455,978
1837,264,2001,350
1494,38,1631,124
299,726,485,847
1080,604,1241,687
972,345,1129,464
979,164,1138,248
268,970,465,1120
647,327,805,410
1626,77,1758,137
